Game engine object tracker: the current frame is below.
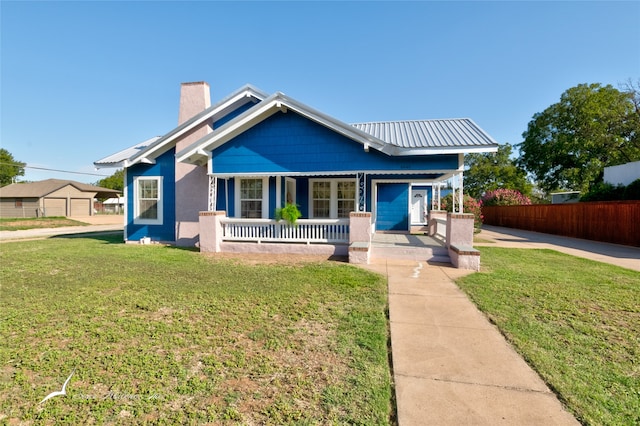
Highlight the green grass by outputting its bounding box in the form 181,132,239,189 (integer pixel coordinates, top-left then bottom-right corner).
456,247,640,426
0,217,88,230
0,235,393,424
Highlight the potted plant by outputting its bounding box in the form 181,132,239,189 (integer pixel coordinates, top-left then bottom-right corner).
275,203,302,226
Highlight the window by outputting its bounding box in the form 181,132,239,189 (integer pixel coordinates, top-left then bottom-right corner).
337,181,356,218
15,199,23,208
134,177,162,224
312,181,331,218
311,179,357,218
239,178,264,218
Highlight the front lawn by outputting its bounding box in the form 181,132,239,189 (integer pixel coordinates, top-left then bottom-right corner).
456,247,640,426
0,236,392,424
0,217,88,231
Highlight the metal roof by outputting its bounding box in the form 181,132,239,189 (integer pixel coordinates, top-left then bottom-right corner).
94,136,161,167
351,119,499,150
0,179,120,198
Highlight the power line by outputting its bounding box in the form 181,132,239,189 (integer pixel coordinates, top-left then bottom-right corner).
0,162,111,177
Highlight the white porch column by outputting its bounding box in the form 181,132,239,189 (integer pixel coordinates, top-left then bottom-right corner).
458,172,464,213
208,175,217,212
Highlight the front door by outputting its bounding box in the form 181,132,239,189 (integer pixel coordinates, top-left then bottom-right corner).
411,189,427,224
376,183,409,232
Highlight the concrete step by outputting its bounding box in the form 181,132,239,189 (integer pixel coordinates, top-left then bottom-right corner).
370,245,451,263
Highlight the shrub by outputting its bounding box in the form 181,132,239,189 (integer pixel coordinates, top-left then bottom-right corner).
624,179,640,200
580,182,626,202
481,189,532,206
440,193,483,229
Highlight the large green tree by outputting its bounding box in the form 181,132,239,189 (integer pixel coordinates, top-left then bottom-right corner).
96,169,124,192
0,148,26,187
518,83,640,193
463,143,532,199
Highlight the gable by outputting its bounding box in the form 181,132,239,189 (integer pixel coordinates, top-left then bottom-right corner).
211,111,459,175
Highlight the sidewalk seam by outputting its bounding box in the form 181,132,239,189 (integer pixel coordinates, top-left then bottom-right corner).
395,373,554,395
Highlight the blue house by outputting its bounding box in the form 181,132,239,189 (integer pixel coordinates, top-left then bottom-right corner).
95,82,497,254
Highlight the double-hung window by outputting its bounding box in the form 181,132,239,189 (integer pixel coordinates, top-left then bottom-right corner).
238,178,267,218
134,176,162,224
311,179,356,219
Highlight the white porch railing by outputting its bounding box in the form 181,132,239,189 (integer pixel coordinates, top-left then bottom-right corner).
220,218,350,244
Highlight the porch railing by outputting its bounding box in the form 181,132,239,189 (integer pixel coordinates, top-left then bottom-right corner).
220,218,350,244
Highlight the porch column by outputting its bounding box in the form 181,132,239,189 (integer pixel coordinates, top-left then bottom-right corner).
199,210,225,252
349,212,372,264
208,175,217,212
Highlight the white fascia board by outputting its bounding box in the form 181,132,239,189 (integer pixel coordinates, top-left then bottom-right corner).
94,162,124,169
129,87,267,166
390,144,499,156
209,169,453,178
177,93,390,164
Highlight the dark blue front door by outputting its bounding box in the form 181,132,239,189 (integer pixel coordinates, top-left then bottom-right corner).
376,183,409,231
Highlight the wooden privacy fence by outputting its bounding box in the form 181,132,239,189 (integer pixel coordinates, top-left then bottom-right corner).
482,201,640,247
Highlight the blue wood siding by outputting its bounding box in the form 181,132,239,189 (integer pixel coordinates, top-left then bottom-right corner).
126,148,176,242
211,111,459,174
215,178,227,211
377,183,409,231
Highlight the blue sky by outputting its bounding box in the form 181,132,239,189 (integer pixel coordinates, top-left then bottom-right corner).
1,1,639,184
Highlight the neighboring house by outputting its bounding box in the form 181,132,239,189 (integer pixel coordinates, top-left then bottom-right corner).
551,191,581,204
0,179,119,218
604,160,640,187
95,82,499,248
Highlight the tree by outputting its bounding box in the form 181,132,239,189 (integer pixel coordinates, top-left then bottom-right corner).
0,148,26,186
463,143,532,199
95,169,124,192
518,83,640,193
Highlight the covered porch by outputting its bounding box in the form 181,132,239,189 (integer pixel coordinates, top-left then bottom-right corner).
199,208,480,270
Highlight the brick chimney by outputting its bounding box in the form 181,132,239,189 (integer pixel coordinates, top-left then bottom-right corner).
175,82,212,246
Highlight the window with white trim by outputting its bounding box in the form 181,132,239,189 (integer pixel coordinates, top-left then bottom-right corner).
337,181,356,218
134,176,163,224
310,179,357,218
239,178,265,218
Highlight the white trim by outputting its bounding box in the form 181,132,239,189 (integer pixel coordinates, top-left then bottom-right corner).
208,169,456,178
234,176,269,219
123,168,128,240
132,176,163,225
275,176,282,208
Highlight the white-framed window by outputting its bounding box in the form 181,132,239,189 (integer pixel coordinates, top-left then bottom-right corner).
133,176,163,225
310,179,356,219
235,177,269,219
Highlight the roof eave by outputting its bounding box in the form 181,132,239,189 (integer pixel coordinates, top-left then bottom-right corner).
391,144,499,156
125,85,269,166
177,92,390,164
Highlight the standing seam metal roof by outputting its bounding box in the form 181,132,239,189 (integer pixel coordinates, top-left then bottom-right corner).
350,119,498,149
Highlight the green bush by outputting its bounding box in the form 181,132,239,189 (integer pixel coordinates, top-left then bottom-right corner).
580,182,627,202
624,179,640,200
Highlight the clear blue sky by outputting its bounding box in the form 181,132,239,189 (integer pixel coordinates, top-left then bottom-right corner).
2,1,639,184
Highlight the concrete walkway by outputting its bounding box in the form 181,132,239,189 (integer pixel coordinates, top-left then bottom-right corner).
363,258,580,425
365,227,639,425
477,225,640,272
